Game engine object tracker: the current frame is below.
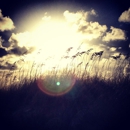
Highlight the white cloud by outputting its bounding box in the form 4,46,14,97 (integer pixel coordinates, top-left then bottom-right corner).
8,32,37,51
78,21,107,40
64,10,107,41
8,32,32,48
0,9,15,31
63,10,88,24
63,9,97,24
7,32,36,55
118,8,130,22
102,26,126,42
110,47,117,51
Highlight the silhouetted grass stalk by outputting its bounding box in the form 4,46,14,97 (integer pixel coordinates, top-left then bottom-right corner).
0,46,130,89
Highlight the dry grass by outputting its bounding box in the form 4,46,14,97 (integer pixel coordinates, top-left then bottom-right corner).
0,44,130,90
0,46,130,129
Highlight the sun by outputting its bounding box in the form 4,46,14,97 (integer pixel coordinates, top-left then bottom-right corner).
24,14,84,70
12,8,91,89
32,18,81,55
14,7,92,71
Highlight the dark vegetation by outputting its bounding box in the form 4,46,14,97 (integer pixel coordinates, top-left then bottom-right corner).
0,77,130,130
0,47,130,130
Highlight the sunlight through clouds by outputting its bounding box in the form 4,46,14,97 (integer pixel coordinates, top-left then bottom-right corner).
0,5,129,88
64,10,107,41
7,10,101,63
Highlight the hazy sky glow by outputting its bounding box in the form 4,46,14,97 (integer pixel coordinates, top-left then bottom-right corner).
0,1,130,89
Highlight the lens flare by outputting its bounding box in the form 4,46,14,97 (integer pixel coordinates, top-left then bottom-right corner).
56,82,60,86
37,74,76,96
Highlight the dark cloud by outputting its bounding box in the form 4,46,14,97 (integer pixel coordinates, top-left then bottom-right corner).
0,48,8,57
9,46,35,55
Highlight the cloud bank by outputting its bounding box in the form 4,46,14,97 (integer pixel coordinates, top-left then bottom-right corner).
0,8,129,72
64,10,107,41
0,9,15,32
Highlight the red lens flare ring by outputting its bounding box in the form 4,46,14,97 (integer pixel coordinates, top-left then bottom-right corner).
37,74,76,96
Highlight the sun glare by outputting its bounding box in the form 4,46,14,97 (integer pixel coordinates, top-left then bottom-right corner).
23,14,86,71
13,7,92,82
32,19,80,54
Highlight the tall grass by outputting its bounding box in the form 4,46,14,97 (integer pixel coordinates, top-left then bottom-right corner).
0,45,130,90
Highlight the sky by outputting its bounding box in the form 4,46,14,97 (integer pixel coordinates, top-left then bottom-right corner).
0,0,130,83
1,1,130,128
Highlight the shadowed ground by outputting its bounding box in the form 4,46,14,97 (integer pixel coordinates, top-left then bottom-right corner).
0,77,130,130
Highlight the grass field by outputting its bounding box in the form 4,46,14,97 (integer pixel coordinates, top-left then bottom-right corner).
0,48,130,130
